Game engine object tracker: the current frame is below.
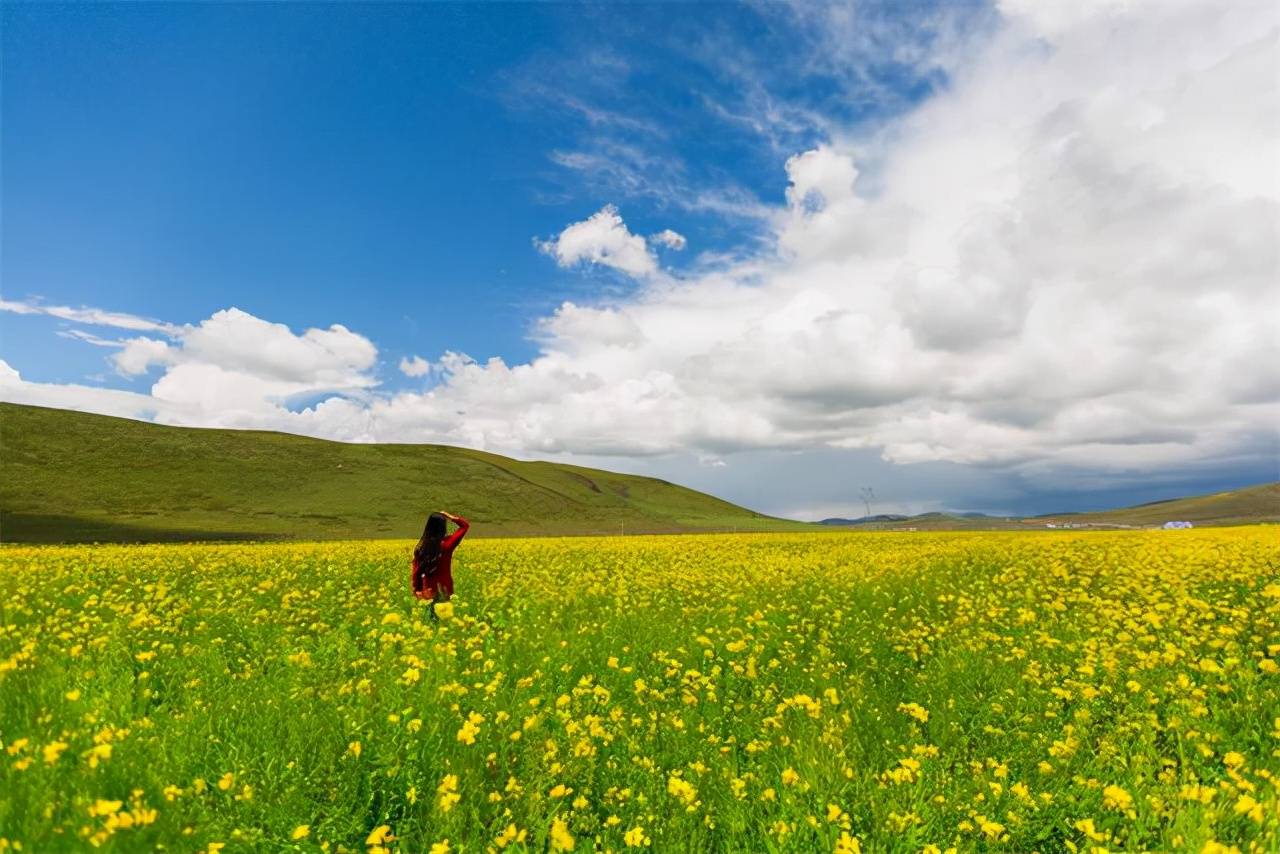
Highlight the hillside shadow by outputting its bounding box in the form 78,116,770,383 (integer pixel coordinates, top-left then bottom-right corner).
0,512,282,544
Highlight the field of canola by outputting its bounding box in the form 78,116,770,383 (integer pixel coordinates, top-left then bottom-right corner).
1,529,1277,853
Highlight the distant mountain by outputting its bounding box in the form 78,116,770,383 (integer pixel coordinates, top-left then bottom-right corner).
818,514,909,526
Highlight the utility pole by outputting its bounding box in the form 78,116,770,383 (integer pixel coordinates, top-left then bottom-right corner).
860,487,875,518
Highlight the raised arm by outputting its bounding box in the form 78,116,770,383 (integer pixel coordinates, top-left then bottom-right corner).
441,513,470,549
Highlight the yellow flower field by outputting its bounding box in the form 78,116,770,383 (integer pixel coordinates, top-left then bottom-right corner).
1,530,1277,852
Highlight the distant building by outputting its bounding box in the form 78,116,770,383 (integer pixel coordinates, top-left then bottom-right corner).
1162,520,1194,529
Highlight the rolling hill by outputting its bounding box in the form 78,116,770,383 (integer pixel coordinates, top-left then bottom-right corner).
0,403,808,543
1039,482,1280,528
816,483,1279,530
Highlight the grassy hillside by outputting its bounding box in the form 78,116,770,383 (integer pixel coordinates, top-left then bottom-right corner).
0,403,808,543
816,485,1278,531
1041,481,1280,527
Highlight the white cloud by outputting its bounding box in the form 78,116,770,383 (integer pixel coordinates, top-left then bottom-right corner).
404,0,1276,479
175,308,377,388
399,355,431,377
650,229,687,251
2,306,380,429
113,337,175,376
783,145,858,209
2,0,1276,497
537,205,658,277
0,298,180,334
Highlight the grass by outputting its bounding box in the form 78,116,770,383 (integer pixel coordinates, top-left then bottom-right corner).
1,529,1276,852
0,403,809,543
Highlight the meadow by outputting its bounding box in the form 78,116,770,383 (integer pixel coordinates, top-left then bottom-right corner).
1,530,1276,852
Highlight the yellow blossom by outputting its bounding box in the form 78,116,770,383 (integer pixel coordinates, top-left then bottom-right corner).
42,741,68,764
1102,784,1133,812
549,817,575,851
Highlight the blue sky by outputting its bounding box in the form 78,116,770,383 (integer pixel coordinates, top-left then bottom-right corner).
3,2,965,378
2,1,1275,519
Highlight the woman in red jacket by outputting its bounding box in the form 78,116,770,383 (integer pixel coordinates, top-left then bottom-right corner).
411,510,469,620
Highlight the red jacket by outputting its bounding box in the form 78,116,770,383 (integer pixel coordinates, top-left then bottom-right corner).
411,516,469,598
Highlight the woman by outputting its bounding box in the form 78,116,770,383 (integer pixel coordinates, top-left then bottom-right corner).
411,511,470,620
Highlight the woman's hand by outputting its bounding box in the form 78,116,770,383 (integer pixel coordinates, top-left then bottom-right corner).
441,511,459,522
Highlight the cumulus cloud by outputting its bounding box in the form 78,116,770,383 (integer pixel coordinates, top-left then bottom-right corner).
398,0,1277,479
113,337,175,376
650,229,687,250
3,0,1276,496
536,205,658,277
2,306,380,430
399,355,431,377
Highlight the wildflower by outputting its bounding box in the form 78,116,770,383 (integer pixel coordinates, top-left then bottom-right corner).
549,817,575,851
218,772,235,791
42,741,68,764
457,711,484,745
437,774,460,812
1102,784,1133,812
88,799,123,817
667,774,698,806
1075,818,1110,843
898,702,930,723
1234,794,1263,822
976,816,1005,839
781,767,800,786
85,743,112,768
366,825,392,846
495,824,526,848
429,841,450,854
347,741,362,758
624,825,649,847
1180,784,1216,804
434,602,454,620
291,826,310,840
834,831,862,853
1199,842,1241,854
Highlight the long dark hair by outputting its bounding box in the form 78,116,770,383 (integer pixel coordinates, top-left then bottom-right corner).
414,512,448,571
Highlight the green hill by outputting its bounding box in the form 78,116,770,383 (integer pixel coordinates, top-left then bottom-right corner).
1040,482,1280,527
0,403,809,543
818,485,1278,531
